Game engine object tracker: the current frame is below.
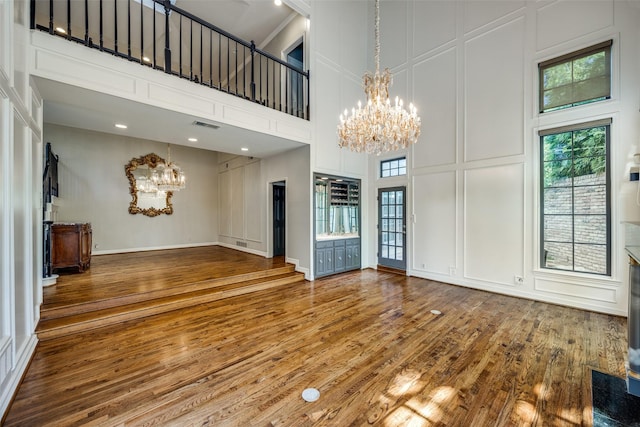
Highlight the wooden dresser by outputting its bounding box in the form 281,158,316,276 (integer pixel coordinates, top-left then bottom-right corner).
51,222,92,272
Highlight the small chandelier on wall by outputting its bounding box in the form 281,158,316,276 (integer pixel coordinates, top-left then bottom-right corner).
337,0,421,155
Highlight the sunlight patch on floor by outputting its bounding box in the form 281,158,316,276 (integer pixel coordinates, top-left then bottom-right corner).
388,369,425,397
515,399,537,423
384,406,428,427
384,385,458,426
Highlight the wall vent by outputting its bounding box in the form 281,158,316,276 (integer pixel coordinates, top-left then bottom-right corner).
193,120,220,130
236,241,247,247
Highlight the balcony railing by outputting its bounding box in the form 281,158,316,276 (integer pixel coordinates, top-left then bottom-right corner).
30,0,310,120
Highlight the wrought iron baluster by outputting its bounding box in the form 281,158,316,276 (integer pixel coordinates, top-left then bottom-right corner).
152,0,156,67
127,0,131,58
99,0,103,49
84,0,88,45
163,0,171,73
114,0,118,52
66,0,71,38
243,44,246,98
179,15,183,77
30,0,36,30
140,0,144,63
48,0,53,33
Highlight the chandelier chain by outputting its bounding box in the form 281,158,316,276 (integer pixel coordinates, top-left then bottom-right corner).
374,0,380,73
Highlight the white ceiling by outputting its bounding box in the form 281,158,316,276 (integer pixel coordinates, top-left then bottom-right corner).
178,0,296,46
39,0,308,158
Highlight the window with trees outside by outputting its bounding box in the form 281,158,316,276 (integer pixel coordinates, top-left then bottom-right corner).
540,119,610,276
539,40,611,113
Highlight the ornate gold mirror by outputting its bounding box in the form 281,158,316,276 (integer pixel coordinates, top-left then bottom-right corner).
125,153,174,217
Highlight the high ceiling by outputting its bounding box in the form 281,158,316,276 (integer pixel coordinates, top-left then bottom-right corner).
39,0,307,158
178,0,296,47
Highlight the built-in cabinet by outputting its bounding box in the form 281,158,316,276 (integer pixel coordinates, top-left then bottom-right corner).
314,174,361,278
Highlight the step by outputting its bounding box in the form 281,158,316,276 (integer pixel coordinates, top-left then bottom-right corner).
37,271,305,341
40,265,297,321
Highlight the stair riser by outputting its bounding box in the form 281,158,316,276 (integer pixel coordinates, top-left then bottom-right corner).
41,266,296,321
38,273,305,341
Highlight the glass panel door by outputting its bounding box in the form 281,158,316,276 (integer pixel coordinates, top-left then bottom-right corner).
378,187,406,270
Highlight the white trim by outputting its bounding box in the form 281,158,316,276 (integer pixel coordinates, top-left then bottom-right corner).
266,178,289,259
0,335,37,420
92,241,218,256
216,242,267,258
285,256,311,280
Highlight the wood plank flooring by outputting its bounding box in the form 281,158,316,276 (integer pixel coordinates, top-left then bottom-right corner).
3,248,628,426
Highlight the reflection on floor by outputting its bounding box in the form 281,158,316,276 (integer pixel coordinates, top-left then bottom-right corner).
591,370,640,426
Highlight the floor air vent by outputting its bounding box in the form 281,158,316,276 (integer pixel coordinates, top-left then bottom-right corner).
236,241,247,248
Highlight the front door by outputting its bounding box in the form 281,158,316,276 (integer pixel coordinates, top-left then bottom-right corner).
378,187,406,270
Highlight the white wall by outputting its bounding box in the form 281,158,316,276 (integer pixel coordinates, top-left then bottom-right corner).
309,1,371,270
262,13,308,66
0,0,42,417
264,145,311,276
217,153,264,254
216,146,311,277
368,0,640,315
45,124,219,253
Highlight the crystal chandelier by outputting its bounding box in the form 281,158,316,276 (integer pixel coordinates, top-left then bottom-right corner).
337,0,421,155
154,144,186,192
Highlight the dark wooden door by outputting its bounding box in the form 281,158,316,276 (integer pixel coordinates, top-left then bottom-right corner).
273,183,286,257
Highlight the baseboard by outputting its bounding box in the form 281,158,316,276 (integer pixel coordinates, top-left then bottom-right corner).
0,334,38,423
377,265,407,276
92,242,218,255
286,256,311,280
216,242,267,258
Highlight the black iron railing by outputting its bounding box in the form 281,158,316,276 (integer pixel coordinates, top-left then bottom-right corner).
30,0,309,120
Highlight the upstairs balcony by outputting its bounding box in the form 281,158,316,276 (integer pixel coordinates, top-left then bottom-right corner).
30,0,309,121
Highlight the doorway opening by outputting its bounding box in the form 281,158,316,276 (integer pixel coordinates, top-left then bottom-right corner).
272,181,286,258
284,38,304,117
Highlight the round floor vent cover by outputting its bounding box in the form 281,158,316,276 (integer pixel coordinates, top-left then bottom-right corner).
302,388,320,402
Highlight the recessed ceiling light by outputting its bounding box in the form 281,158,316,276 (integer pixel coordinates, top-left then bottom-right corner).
241,147,249,151
115,123,128,129
274,0,282,5
55,27,66,34
188,137,198,142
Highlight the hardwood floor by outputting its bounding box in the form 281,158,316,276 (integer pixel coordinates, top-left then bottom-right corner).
3,248,627,426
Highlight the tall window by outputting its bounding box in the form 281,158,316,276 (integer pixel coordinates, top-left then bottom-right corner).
540,119,611,275
539,40,612,113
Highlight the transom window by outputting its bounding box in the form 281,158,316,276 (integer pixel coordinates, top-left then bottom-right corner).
539,119,611,276
380,157,406,178
539,40,612,113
